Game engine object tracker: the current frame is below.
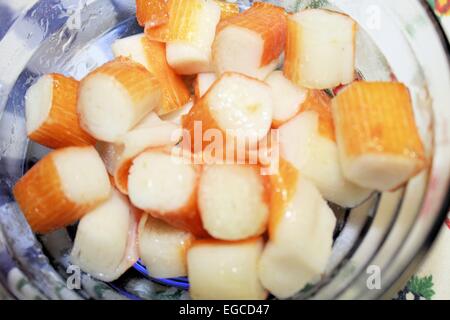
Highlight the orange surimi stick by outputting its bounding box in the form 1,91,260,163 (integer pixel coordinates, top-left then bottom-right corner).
332,81,427,191
198,164,270,241
193,73,217,99
300,90,335,141
112,35,191,115
70,188,140,281
113,117,182,194
128,148,208,237
25,74,95,149
182,72,273,154
265,71,308,128
13,146,111,234
144,0,239,43
138,214,194,278
284,9,357,89
187,237,267,300
165,0,221,74
78,57,162,142
136,0,169,27
213,2,287,80
259,158,336,299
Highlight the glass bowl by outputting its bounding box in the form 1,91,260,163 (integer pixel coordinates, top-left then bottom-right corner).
0,0,449,300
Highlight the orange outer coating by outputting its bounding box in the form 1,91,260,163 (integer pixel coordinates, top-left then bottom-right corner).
216,2,287,67
28,74,95,149
268,158,299,240
136,0,169,27
333,81,427,174
141,38,191,115
12,147,108,234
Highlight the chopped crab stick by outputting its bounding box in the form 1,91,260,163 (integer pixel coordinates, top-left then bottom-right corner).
25,74,95,149
198,165,269,240
212,2,287,80
13,146,111,234
258,159,336,299
78,57,162,142
215,0,240,20
70,189,140,282
194,73,217,99
128,149,207,237
144,0,238,43
135,0,169,27
113,120,182,194
284,9,356,89
112,35,190,115
332,81,427,191
138,214,194,278
182,72,273,153
279,110,371,208
265,71,308,128
188,238,267,300
165,0,221,74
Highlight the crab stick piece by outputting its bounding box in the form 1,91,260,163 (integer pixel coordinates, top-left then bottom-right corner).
279,109,371,208
198,165,269,240
182,72,273,153
78,57,161,142
112,35,190,115
138,214,194,278
258,159,336,299
284,9,356,89
25,74,95,149
165,0,221,74
113,120,182,194
70,189,140,282
188,238,267,300
212,2,287,80
13,146,111,234
332,81,427,191
128,148,207,237
135,0,169,27
265,71,307,128
145,23,170,43
193,73,217,99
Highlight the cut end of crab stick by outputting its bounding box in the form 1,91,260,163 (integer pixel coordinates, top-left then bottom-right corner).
182,72,273,153
160,100,194,125
136,0,169,27
70,188,140,282
165,0,221,75
128,149,207,237
78,57,161,142
198,165,269,241
25,74,95,149
138,214,194,278
332,82,427,191
194,73,217,99
213,2,286,80
265,71,307,128
112,35,191,115
260,165,336,298
188,238,267,300
114,121,182,194
279,111,371,207
13,146,111,234
284,9,356,89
